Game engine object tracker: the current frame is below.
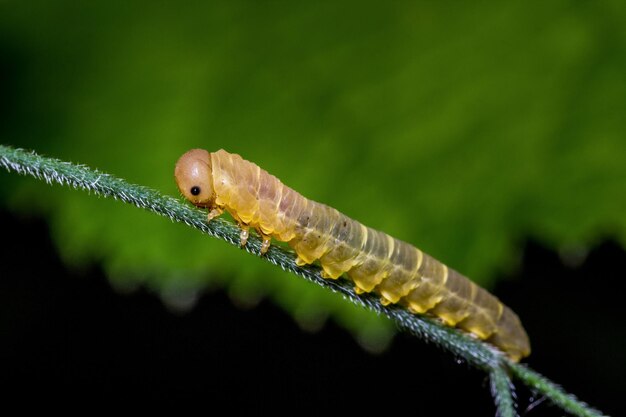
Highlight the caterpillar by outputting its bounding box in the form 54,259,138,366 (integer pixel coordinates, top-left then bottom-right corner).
174,148,531,361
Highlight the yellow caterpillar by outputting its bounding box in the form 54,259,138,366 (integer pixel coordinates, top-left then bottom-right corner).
174,149,531,361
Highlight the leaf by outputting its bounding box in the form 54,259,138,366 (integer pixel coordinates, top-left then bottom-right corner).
1,1,625,347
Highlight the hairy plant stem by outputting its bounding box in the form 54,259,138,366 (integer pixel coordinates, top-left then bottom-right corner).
0,144,607,417
490,366,516,417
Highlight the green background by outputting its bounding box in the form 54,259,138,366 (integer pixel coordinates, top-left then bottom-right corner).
1,1,625,349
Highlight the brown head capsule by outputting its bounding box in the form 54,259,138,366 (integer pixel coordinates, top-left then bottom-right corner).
174,148,215,208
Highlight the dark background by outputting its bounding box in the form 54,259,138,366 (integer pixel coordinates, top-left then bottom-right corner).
1,209,623,416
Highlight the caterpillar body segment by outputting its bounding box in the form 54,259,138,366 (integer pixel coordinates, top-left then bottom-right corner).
175,149,531,361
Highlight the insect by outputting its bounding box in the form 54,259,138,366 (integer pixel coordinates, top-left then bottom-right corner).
174,148,531,361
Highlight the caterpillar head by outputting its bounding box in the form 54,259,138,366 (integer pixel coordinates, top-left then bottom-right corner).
175,149,215,208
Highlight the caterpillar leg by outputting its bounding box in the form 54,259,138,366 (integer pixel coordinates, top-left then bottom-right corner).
320,270,341,280
379,297,392,306
239,225,250,247
260,234,271,255
207,207,224,222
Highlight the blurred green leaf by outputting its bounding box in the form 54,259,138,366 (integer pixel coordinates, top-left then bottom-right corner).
1,1,625,347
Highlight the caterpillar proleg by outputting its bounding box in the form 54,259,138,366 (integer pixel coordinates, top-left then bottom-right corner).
175,149,531,361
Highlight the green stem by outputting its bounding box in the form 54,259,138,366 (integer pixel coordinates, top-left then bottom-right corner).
490,366,516,417
0,144,608,417
506,360,607,417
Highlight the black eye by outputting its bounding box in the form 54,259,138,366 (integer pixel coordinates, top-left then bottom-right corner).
190,186,201,196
